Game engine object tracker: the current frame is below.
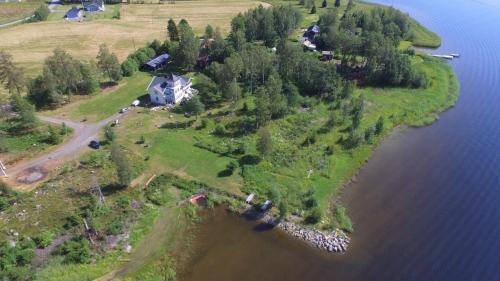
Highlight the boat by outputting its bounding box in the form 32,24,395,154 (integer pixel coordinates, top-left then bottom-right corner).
450,53,460,58
432,54,454,60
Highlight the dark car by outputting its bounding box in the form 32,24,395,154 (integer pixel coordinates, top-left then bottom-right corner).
89,140,100,149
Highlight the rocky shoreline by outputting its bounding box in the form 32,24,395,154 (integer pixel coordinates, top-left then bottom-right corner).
241,207,350,253
277,221,350,253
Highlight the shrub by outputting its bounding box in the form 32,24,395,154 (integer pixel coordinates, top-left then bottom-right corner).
335,205,353,233
55,236,91,264
32,230,55,249
375,117,385,135
306,206,323,224
0,197,9,211
46,125,62,145
32,5,49,22
107,216,124,235
214,124,227,136
0,136,8,153
121,58,138,77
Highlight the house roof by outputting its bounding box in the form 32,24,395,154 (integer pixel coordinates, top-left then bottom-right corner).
65,6,81,19
147,74,191,95
145,54,170,68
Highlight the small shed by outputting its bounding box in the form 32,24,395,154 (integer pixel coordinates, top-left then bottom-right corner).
321,51,334,61
142,54,170,71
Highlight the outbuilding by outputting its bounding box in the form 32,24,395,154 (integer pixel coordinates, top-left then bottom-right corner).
142,54,170,71
321,51,334,61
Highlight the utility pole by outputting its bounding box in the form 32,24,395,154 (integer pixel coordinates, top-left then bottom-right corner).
91,175,105,205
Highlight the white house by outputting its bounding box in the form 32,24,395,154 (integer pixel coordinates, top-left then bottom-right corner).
147,74,197,105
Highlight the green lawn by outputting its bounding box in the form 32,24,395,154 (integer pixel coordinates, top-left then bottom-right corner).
43,72,152,122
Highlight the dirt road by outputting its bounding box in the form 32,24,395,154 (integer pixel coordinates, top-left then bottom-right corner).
4,112,128,190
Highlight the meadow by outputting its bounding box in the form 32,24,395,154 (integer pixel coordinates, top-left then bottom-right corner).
0,0,267,77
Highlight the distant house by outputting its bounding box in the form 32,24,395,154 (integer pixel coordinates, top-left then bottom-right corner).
65,6,83,21
321,51,334,61
142,54,170,71
82,0,105,12
147,74,197,105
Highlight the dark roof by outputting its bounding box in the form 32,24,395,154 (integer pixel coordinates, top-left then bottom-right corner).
145,54,170,68
65,6,81,19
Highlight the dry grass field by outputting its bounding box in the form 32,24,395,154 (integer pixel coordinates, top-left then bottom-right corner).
0,1,41,25
0,0,267,77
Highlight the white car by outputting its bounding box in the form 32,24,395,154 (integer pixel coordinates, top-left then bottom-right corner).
119,107,129,113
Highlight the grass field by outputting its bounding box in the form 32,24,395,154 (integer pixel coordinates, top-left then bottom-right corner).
0,0,267,77
42,72,153,122
0,1,41,25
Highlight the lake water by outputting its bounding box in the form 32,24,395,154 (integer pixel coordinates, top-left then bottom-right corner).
180,1,500,280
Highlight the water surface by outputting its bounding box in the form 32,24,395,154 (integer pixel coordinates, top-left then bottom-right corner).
181,1,500,280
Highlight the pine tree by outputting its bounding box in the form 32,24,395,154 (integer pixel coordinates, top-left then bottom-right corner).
167,19,179,41
322,0,327,8
335,0,341,8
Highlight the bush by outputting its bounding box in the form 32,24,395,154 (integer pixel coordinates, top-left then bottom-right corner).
121,58,138,77
107,216,124,235
55,236,91,264
32,5,49,22
46,125,62,145
0,136,8,153
0,197,8,211
214,124,227,136
32,230,55,249
335,205,353,233
306,206,323,224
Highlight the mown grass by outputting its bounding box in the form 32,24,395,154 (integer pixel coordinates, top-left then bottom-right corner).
43,72,152,122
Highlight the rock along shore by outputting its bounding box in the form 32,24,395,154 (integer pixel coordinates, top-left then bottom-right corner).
277,221,350,253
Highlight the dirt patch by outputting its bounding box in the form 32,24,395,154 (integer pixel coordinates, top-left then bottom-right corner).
16,166,48,184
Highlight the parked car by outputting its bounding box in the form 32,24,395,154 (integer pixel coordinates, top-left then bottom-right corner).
131,100,140,107
89,140,100,149
119,107,129,113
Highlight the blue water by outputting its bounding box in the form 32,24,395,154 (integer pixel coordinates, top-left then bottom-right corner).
182,1,500,280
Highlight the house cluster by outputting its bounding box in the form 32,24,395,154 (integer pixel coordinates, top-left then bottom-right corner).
300,24,335,61
65,0,105,21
